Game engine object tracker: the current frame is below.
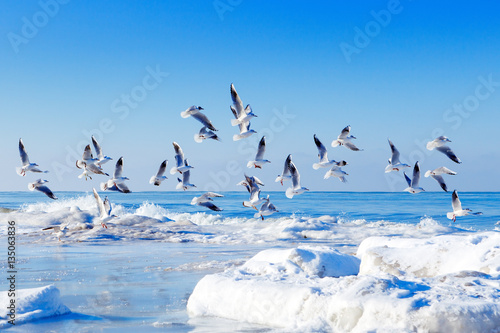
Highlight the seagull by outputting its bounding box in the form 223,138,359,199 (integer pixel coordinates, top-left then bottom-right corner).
28,179,57,200
92,136,112,166
230,84,257,141
194,126,220,143
313,134,338,169
42,224,68,241
447,190,482,222
101,157,131,193
424,167,457,192
176,159,196,190
191,192,224,211
149,160,168,186
237,175,265,187
385,139,411,173
76,145,109,180
247,136,270,169
170,142,194,175
241,174,266,209
403,161,424,194
286,160,309,199
426,136,462,164
180,105,204,118
254,195,278,220
331,125,362,151
275,154,292,185
16,138,48,176
181,105,218,132
93,188,115,228
324,161,349,183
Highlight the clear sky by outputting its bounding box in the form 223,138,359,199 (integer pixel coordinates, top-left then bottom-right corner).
1,0,499,193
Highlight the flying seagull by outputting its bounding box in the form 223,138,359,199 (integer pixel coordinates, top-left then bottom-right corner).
181,105,218,132
241,174,266,209
176,159,196,190
313,134,338,169
385,139,410,173
181,105,204,118
230,84,257,141
403,161,424,194
93,188,115,228
247,136,270,169
447,190,482,222
101,157,131,193
76,145,109,180
254,195,278,220
275,154,292,185
42,224,68,241
331,125,362,151
91,136,112,166
170,142,194,175
324,161,349,183
149,160,168,186
16,138,48,176
426,136,462,164
194,126,220,143
424,167,457,192
286,160,309,199
191,192,224,211
28,179,57,200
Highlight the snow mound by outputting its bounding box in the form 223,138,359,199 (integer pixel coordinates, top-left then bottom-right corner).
0,285,70,328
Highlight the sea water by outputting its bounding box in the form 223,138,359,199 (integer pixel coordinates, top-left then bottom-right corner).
1,191,499,331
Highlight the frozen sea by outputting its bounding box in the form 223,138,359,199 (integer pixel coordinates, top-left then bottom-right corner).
1,191,500,332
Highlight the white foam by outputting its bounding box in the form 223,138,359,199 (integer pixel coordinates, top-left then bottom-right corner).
0,285,70,328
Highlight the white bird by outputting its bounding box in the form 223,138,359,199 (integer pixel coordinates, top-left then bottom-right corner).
76,145,109,180
237,175,265,188
92,136,112,166
247,136,270,169
331,125,362,151
149,160,168,186
42,224,68,241
447,190,482,222
241,175,266,209
176,159,196,190
28,179,57,200
194,126,220,143
170,142,194,175
101,157,131,193
385,139,411,173
403,161,424,194
286,160,309,199
254,195,278,220
191,192,224,211
275,154,292,185
231,105,257,127
93,188,115,228
16,138,48,176
324,161,349,183
180,105,204,118
426,136,461,164
424,167,457,192
313,134,338,169
230,84,257,141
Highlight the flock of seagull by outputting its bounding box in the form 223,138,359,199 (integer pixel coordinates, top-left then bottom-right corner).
16,83,482,225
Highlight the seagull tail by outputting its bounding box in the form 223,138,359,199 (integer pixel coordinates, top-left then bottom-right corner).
424,170,432,178
247,161,255,168
230,119,241,126
27,183,36,191
175,182,183,190
194,134,204,143
324,171,332,179
446,212,454,220
170,167,178,175
312,163,322,170
384,164,393,173
233,134,243,141
285,188,294,199
180,110,191,118
331,140,341,148
100,182,107,191
15,167,23,176
254,212,262,219
149,176,156,184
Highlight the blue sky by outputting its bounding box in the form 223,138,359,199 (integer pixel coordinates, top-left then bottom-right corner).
1,0,499,192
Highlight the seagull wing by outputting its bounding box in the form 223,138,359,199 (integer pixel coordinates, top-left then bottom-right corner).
19,138,30,166
199,201,222,211
156,160,167,177
431,174,448,192
388,139,401,164
230,83,244,117
403,172,411,187
192,112,217,131
103,196,112,217
87,163,108,176
173,142,185,167
283,154,292,177
343,140,361,151
288,160,300,190
36,185,57,200
82,145,93,160
93,188,105,216
338,125,351,139
115,182,131,193
452,190,462,212
313,135,328,162
91,136,104,160
436,145,461,164
434,166,457,175
411,162,421,187
255,136,266,160
203,192,224,199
